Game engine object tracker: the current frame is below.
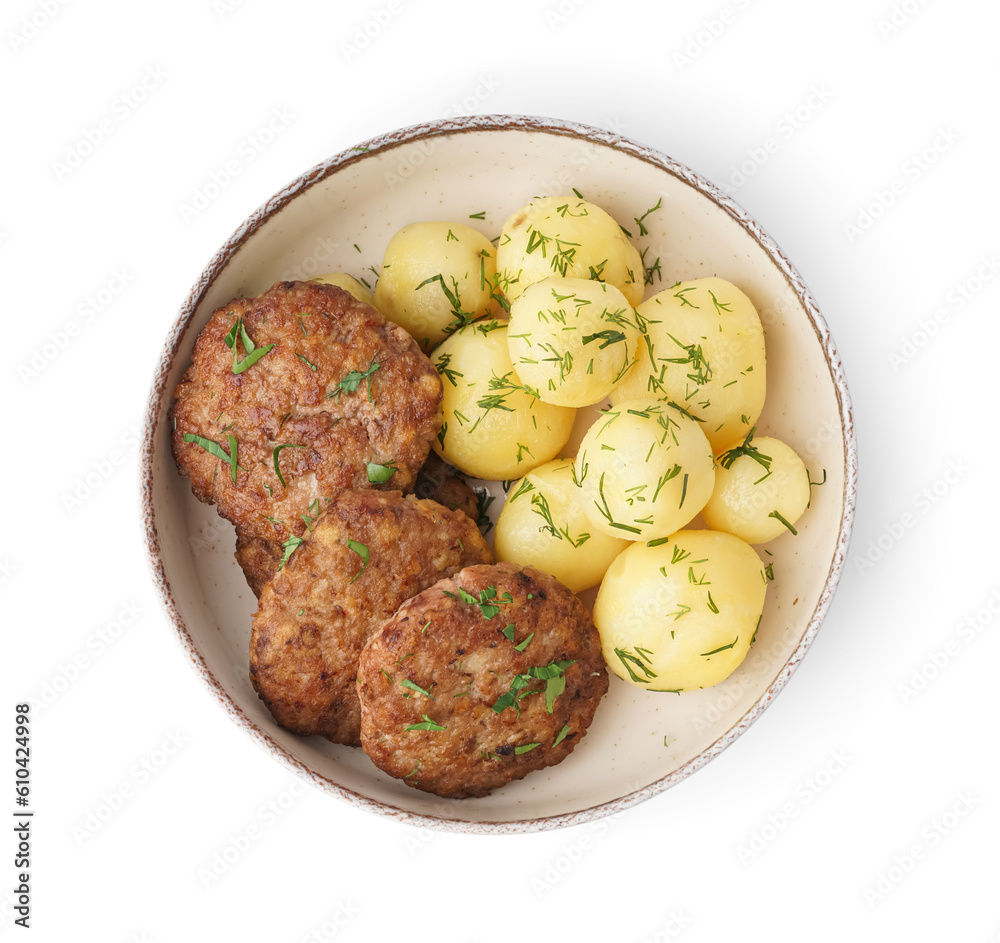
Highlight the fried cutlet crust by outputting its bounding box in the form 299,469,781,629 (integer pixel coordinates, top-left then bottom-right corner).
249,490,491,746
237,452,481,599
357,562,608,798
412,451,479,522
170,281,442,558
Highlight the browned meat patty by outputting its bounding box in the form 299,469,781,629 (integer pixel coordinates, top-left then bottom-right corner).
236,451,482,600
356,562,608,798
412,451,479,521
249,489,491,746
234,531,282,598
170,280,443,563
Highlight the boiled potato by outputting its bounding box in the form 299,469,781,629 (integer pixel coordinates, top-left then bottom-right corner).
702,432,811,544
593,530,767,692
373,221,498,350
496,196,643,306
611,277,766,450
431,321,575,480
575,399,715,541
506,277,641,407
494,459,630,592
311,272,374,306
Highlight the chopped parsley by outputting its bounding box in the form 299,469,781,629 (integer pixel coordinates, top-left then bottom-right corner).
345,539,370,582
366,462,397,483
404,714,446,732
277,535,304,571
443,584,513,619
501,623,534,652
271,443,307,488
183,432,245,484
400,678,435,700
491,659,576,717
224,315,275,374
328,359,381,402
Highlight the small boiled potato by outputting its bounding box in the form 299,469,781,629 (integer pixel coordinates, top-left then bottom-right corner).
702,433,811,544
312,272,374,306
575,399,715,541
611,277,766,451
431,321,576,480
373,221,498,350
507,277,641,407
494,459,630,592
496,196,643,306
593,530,767,692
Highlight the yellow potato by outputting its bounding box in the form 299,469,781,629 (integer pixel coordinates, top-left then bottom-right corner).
506,277,641,407
702,433,811,544
373,221,498,350
494,459,630,592
575,399,715,541
496,196,643,306
431,322,576,480
311,272,374,306
611,277,766,450
593,530,767,692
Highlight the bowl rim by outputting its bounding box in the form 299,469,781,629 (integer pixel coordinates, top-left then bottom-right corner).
139,113,858,834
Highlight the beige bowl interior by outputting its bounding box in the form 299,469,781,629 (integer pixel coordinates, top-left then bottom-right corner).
142,116,855,832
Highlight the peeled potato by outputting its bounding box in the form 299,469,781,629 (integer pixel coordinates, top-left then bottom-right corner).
494,459,630,592
311,272,374,306
373,221,498,350
702,433,811,544
593,530,767,692
575,399,715,541
611,277,766,450
496,196,643,305
431,322,575,480
507,277,640,407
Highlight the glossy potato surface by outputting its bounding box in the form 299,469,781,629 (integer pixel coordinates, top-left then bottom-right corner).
494,459,629,592
507,277,640,407
575,399,715,541
611,278,766,450
496,196,643,305
373,221,498,350
431,322,575,480
593,530,766,691
702,434,811,544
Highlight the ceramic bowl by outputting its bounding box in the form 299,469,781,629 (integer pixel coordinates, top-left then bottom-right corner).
141,115,857,833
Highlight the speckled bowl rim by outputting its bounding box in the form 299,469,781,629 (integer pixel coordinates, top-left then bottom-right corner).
140,114,858,834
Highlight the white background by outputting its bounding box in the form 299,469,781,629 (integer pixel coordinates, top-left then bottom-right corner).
3,0,999,940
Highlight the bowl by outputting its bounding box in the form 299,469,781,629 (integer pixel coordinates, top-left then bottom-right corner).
141,115,857,833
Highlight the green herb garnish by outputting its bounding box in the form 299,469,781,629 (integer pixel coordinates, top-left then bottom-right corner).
366,462,397,483
768,510,798,535
183,432,245,484
501,623,534,652
272,443,307,488
328,359,381,402
700,637,739,656
224,316,275,374
405,714,446,732
614,647,657,684
491,660,575,716
277,535,304,571
718,426,773,482
400,679,435,700
346,539,370,582
443,584,512,619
